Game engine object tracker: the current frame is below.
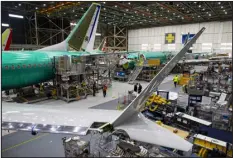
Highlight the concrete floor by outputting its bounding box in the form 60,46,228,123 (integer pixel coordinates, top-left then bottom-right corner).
2,74,187,157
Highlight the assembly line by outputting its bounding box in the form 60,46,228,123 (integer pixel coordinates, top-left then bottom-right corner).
1,1,232,158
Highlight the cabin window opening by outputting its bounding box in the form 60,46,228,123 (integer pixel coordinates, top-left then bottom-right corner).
28,64,32,68
33,64,36,68
12,65,15,70
17,65,21,69
23,65,26,68
5,66,9,70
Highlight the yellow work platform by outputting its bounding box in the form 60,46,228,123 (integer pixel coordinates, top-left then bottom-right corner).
193,134,232,157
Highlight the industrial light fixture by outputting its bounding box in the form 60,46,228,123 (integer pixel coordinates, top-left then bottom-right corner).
187,11,189,13
81,7,83,10
15,6,17,8
198,5,201,8
177,4,179,6
43,4,46,7
2,23,9,27
126,9,128,11
209,14,211,16
115,5,117,8
96,33,101,36
142,14,144,16
198,15,200,18
170,18,172,20
221,6,223,8
225,12,227,14
75,15,77,16
223,10,225,12
218,2,221,4
73,10,75,12
194,2,197,3
128,2,131,5
161,7,163,9
202,8,205,11
104,8,106,10
70,22,76,26
35,7,38,9
154,12,156,14
103,2,105,4
18,3,21,6
182,17,184,19
9,13,24,19
167,10,169,12
64,13,66,15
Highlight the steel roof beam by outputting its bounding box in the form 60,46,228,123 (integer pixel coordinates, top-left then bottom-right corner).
181,2,206,20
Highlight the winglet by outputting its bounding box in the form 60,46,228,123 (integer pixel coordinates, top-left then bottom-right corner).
66,3,101,51
2,28,12,51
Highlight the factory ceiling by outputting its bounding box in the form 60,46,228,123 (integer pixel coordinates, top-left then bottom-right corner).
2,1,232,29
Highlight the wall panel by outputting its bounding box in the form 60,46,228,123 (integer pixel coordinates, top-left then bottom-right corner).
128,21,232,52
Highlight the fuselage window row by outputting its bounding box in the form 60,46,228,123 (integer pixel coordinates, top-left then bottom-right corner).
5,63,53,70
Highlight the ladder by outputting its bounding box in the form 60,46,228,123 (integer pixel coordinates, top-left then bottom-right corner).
128,66,143,84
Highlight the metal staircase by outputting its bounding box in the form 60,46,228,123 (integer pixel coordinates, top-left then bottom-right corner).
128,66,143,84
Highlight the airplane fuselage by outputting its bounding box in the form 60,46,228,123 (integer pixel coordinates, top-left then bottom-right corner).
2,51,88,90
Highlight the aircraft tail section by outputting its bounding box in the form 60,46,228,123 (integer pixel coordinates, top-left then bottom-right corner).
2,28,12,51
38,3,101,52
67,3,101,52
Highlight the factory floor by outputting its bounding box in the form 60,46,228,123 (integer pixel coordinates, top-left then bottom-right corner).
2,74,199,157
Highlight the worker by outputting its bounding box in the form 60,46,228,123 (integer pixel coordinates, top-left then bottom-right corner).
134,83,138,92
173,75,179,88
93,82,96,97
138,54,145,67
103,84,107,97
138,83,142,94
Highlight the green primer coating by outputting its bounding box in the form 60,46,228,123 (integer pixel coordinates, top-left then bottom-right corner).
127,51,167,64
2,51,88,90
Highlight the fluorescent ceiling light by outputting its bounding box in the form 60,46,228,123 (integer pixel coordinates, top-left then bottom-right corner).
2,23,9,27
96,33,101,36
9,14,24,19
70,22,76,26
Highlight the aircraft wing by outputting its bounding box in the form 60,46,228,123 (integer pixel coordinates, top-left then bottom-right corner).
2,102,192,151
2,102,121,135
115,113,193,152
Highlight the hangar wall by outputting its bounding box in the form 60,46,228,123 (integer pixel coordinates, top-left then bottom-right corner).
128,21,232,53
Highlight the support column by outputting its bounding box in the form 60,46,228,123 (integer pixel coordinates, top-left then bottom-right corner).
34,12,39,45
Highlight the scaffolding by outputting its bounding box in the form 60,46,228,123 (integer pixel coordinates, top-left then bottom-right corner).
54,55,89,102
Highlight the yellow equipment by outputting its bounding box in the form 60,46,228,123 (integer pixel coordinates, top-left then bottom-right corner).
149,104,158,111
145,93,170,112
193,134,232,157
198,148,208,158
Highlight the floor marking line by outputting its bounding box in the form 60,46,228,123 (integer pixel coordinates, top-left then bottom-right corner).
2,133,49,153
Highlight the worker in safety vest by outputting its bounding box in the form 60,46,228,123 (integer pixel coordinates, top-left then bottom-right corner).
173,75,179,87
138,54,145,66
